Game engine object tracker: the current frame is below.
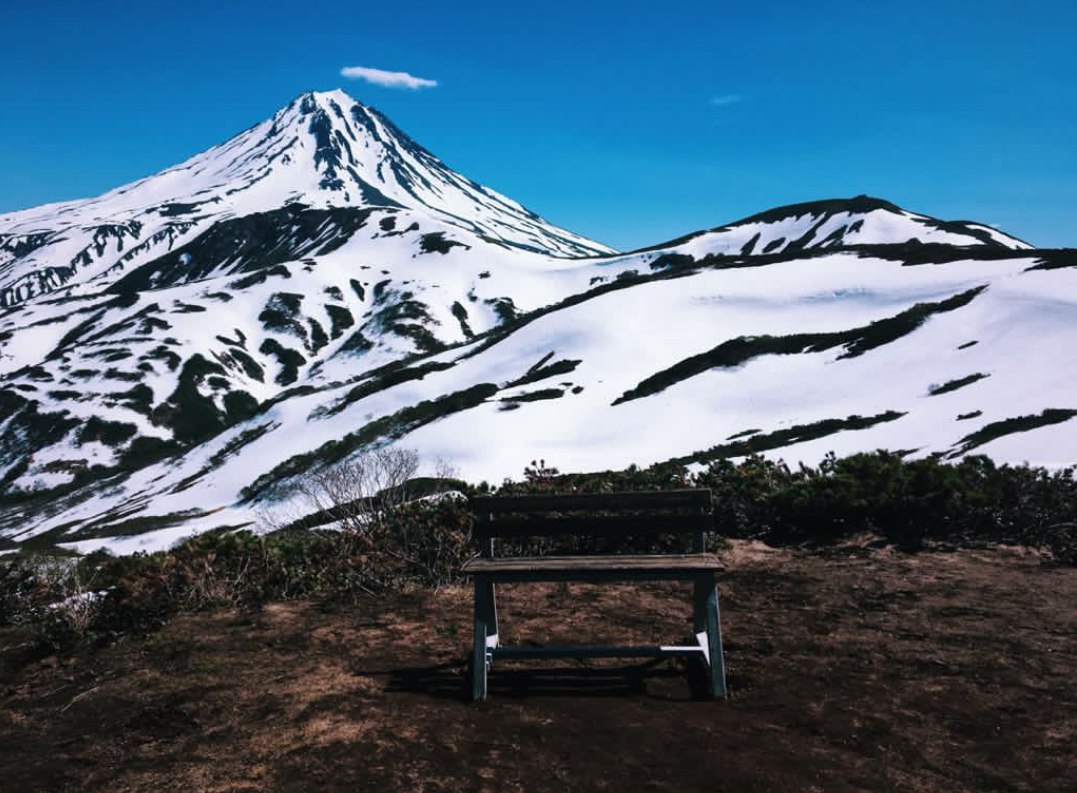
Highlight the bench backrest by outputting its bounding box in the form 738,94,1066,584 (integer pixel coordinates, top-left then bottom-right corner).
470,488,713,558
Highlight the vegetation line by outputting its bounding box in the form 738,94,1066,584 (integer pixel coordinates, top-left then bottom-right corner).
5,448,1077,657
928,373,989,396
614,286,986,405
668,411,907,466
952,408,1077,456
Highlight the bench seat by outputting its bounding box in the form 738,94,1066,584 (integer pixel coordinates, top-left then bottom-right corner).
463,553,723,581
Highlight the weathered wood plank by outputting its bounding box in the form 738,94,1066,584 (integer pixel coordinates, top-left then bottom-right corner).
492,645,707,659
471,580,489,702
470,488,712,514
465,555,723,586
696,575,727,700
477,569,716,583
463,553,723,574
484,580,499,649
474,513,711,538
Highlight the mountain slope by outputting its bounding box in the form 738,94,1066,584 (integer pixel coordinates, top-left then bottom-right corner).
0,89,1074,554
5,240,1076,554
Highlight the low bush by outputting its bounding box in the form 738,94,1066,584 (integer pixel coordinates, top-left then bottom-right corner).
0,553,105,650
695,452,1077,557
486,452,1077,560
2,450,1075,654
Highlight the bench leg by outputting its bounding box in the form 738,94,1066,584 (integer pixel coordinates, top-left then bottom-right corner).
472,578,489,702
693,575,727,700
485,580,499,650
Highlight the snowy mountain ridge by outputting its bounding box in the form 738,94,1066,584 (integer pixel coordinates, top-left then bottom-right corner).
635,194,1032,258
0,89,1074,554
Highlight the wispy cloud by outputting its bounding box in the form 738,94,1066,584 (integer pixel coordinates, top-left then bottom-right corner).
709,94,742,107
340,66,437,90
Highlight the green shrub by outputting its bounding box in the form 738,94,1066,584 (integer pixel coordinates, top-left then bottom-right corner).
3,450,1075,655
0,553,105,649
695,451,1077,555
490,451,1077,558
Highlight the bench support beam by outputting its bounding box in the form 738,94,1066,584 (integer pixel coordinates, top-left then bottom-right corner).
472,573,727,701
693,575,727,699
472,579,499,701
492,645,705,659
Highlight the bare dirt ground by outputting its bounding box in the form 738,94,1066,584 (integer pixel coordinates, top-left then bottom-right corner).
1,543,1074,793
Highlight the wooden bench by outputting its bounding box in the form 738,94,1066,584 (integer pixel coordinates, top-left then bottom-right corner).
463,489,726,701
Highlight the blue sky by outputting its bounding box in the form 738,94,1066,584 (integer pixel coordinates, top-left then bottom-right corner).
2,0,1074,250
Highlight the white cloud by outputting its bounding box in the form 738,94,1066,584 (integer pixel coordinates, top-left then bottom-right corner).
710,94,742,106
340,66,438,90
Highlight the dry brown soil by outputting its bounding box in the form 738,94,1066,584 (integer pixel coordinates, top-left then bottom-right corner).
1,543,1074,793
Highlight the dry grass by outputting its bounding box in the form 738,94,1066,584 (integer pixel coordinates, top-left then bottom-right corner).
1,543,1074,793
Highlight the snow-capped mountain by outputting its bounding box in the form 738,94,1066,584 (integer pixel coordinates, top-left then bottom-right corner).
627,194,1032,258
0,89,611,307
1,88,1074,554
